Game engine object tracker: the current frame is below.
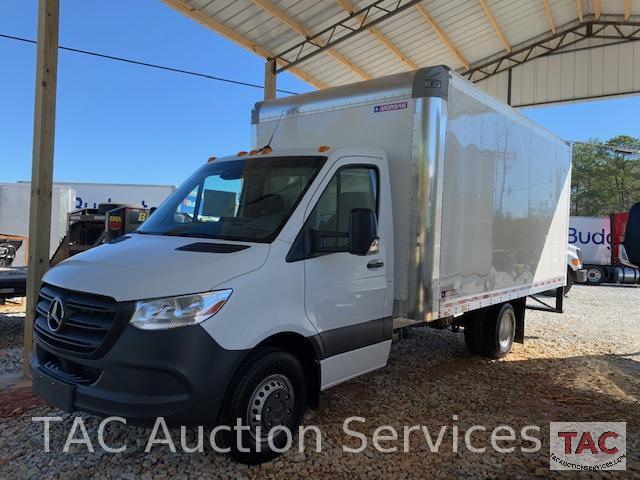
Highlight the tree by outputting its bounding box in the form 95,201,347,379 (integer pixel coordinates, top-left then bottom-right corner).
570,136,640,216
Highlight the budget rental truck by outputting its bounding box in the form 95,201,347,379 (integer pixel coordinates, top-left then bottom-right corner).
570,212,640,285
31,66,595,463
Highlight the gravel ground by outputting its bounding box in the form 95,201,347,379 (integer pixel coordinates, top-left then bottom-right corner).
0,309,24,375
0,285,638,479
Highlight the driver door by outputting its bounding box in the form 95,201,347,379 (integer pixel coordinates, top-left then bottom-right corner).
302,157,390,389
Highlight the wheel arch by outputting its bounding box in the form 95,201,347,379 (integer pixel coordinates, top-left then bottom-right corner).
255,332,322,408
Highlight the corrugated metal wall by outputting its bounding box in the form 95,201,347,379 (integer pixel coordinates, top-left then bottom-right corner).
476,40,640,107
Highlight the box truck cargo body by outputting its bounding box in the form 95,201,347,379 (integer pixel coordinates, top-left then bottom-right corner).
31,66,574,464
253,66,571,321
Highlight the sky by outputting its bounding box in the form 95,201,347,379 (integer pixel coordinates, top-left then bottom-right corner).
2,0,640,187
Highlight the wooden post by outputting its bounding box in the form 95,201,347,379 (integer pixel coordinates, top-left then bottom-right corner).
24,0,59,378
264,59,276,101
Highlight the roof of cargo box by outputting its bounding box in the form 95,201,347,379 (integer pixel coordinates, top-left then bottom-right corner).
163,0,640,107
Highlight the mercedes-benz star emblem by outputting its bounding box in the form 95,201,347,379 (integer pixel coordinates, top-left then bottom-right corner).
47,297,65,332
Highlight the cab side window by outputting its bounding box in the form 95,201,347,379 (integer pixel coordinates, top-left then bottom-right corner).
307,166,379,250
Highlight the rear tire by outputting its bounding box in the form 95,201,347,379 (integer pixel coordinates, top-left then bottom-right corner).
220,348,306,465
480,303,516,358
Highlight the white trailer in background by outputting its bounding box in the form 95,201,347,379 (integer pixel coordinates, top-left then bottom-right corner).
0,183,75,262
569,216,612,266
31,66,576,464
17,181,176,210
0,182,175,266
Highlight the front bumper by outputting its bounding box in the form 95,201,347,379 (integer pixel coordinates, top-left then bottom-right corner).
30,323,248,426
574,269,588,284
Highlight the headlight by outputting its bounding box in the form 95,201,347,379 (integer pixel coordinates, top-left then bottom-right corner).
130,289,232,330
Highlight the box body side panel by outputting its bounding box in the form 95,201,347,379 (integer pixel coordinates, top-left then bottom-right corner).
438,76,572,316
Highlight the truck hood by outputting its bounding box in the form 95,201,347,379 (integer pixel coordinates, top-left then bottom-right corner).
43,234,269,302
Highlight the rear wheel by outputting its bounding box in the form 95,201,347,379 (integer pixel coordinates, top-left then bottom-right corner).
586,266,604,285
220,348,306,465
478,303,516,358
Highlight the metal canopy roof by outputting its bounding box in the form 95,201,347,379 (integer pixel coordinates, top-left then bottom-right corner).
163,0,640,103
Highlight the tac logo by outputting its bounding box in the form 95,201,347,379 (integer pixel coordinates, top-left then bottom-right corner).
550,422,626,471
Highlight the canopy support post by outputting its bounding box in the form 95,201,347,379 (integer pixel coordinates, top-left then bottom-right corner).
264,59,276,100
24,0,60,378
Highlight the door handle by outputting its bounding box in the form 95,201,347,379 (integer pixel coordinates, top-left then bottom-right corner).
367,259,384,269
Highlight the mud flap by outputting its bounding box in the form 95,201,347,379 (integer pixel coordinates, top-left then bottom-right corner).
512,297,526,344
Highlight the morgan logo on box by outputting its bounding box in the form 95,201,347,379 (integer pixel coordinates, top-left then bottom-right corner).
550,422,626,471
373,101,407,113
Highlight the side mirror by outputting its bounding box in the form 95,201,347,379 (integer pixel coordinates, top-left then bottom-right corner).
622,202,640,267
348,208,378,256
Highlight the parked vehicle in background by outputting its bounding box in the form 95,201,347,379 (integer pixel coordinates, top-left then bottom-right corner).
0,182,176,264
31,66,584,464
0,183,75,261
566,244,586,293
50,204,151,266
570,211,640,285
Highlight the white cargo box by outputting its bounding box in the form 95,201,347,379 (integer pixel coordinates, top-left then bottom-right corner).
253,66,571,322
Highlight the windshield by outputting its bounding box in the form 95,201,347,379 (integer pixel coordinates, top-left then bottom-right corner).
138,156,326,242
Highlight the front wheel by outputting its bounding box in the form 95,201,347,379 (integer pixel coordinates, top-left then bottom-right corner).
586,266,604,285
220,348,306,464
564,268,574,294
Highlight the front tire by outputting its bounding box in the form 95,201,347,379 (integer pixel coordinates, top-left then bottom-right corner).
220,348,306,464
564,268,574,294
586,266,604,285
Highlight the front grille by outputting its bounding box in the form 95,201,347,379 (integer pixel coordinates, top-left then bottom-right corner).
41,357,101,385
34,284,118,355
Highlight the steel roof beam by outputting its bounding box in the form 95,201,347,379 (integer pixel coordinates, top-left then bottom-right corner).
416,4,470,69
543,0,557,33
335,0,417,70
479,0,511,52
251,0,371,80
272,0,423,74
162,0,326,89
463,16,640,84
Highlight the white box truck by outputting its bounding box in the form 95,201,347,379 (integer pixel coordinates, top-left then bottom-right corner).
31,66,582,463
